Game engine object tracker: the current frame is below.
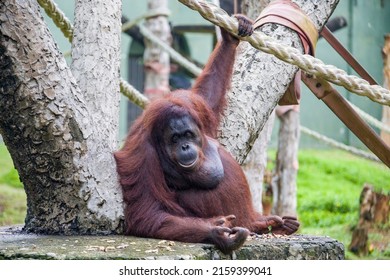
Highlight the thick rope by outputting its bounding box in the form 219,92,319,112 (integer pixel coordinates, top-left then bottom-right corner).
178,0,390,106
134,3,390,132
300,126,380,162
120,80,149,109
37,0,73,42
134,13,390,133
138,13,390,133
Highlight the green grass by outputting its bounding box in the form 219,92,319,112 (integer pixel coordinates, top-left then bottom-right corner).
293,149,390,259
296,150,389,229
0,144,26,225
0,144,23,188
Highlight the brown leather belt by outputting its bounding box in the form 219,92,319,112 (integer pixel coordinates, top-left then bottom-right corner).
254,0,318,105
254,0,390,168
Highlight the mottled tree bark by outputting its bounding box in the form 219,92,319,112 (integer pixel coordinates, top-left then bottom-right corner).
143,0,171,99
242,112,275,213
218,0,340,163
70,0,123,232
241,0,270,19
381,34,390,145
0,0,123,234
240,0,273,213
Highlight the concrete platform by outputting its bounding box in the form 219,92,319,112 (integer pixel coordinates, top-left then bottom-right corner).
0,225,344,260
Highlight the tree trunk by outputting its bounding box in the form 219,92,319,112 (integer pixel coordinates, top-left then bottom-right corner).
242,113,275,213
272,107,300,216
218,0,339,163
0,0,123,234
349,228,369,256
349,184,389,256
143,0,171,99
381,34,390,145
70,0,123,231
240,0,274,214
241,0,270,19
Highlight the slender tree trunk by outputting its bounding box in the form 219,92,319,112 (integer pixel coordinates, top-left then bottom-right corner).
381,34,390,145
143,0,171,99
272,107,300,216
242,112,275,213
239,0,274,214
218,0,339,163
0,0,123,234
70,0,123,231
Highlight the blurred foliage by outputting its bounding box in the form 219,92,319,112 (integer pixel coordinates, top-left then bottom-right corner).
0,169,23,188
0,144,26,225
0,144,22,188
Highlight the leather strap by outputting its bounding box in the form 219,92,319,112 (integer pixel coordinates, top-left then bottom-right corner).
254,0,318,55
254,0,318,105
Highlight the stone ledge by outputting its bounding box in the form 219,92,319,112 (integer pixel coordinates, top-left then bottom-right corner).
0,225,344,260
